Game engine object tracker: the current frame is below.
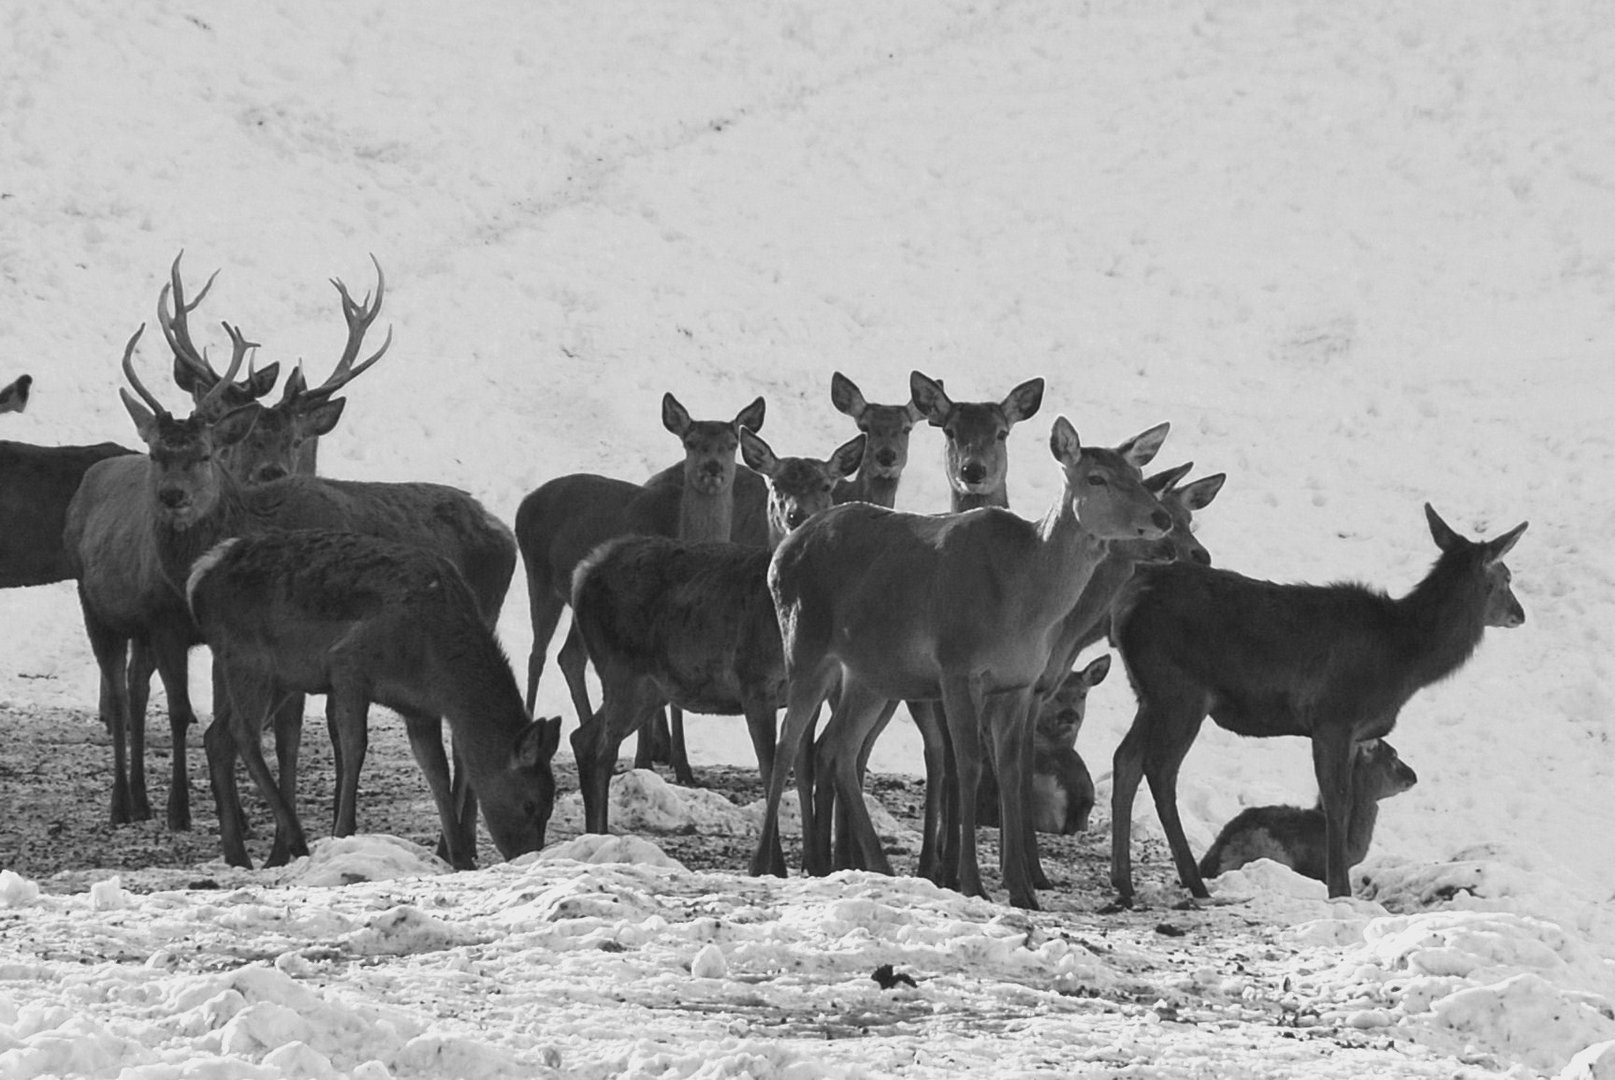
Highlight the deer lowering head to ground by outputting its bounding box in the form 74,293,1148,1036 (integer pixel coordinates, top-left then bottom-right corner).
1,375,32,413
829,372,922,509
568,428,864,865
187,530,561,868
758,416,1171,909
1197,738,1418,885
1109,503,1527,903
909,370,1043,511
513,393,767,785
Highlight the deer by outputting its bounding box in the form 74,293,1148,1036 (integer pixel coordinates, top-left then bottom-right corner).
568,428,865,863
1197,738,1418,885
114,296,516,869
803,370,1046,879
829,372,923,509
1109,503,1527,903
63,254,383,831
186,529,561,866
975,653,1112,836
757,416,1172,909
514,393,767,785
1,375,32,413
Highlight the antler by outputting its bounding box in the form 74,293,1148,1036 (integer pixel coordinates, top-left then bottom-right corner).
299,254,391,402
203,322,259,413
157,252,224,385
120,325,167,418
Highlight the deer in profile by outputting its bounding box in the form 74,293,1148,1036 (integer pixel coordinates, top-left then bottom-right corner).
1,375,32,413
1109,503,1527,903
759,416,1171,909
569,428,865,863
1198,738,1418,885
114,292,516,868
975,653,1112,836
64,255,381,831
187,529,561,867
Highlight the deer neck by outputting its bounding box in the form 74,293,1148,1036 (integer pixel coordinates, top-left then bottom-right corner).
678,483,734,542
1023,491,1110,623
1393,554,1488,689
852,469,901,510
952,486,1008,513
151,471,246,596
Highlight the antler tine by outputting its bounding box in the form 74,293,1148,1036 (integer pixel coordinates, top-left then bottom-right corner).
120,325,168,417
306,254,390,400
199,321,259,413
158,251,223,384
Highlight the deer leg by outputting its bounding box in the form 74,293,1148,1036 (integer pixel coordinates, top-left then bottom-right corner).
1018,696,1052,891
557,622,597,739
1141,707,1210,900
224,665,308,869
752,664,837,879
632,709,670,770
203,714,251,868
445,746,479,866
828,684,896,876
268,692,306,863
328,686,369,839
83,615,134,826
573,671,663,835
523,574,566,715
147,631,197,832
398,709,473,870
989,689,1041,911
668,708,697,787
1108,714,1149,904
939,675,989,902
1311,724,1359,899
125,637,156,823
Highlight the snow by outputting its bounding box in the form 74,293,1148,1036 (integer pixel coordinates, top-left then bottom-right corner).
2,0,1613,1076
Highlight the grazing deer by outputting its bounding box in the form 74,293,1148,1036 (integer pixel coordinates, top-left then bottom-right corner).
115,300,516,868
569,429,865,858
64,255,381,831
187,530,561,867
759,416,1171,909
976,653,1112,835
1,375,32,413
1109,503,1527,902
1197,738,1418,884
514,393,767,784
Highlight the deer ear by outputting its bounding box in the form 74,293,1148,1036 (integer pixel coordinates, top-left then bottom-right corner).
832,433,866,477
1484,520,1528,564
246,361,280,399
733,396,766,434
1120,422,1170,469
297,397,347,439
739,427,777,475
1177,473,1226,511
830,372,865,418
120,389,161,445
1049,416,1081,463
1144,462,1193,494
661,393,691,437
1001,377,1045,425
514,716,563,768
1424,503,1462,552
1080,652,1111,687
909,370,951,426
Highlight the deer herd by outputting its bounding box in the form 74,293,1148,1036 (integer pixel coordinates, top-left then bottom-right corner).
0,256,1529,911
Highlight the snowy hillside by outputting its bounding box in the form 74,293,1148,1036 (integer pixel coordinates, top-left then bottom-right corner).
1,0,1612,1076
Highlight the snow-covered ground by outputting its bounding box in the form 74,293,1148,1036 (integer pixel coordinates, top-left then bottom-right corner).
2,0,1612,1076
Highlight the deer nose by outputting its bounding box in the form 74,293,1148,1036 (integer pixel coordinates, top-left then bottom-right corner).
875,448,897,468
158,487,188,509
255,464,289,483
787,508,810,530
1191,548,1211,565
1150,509,1172,533
959,461,986,484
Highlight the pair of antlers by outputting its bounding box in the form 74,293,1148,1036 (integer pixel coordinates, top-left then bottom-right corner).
122,252,392,418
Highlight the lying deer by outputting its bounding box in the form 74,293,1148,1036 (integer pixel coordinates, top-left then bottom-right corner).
760,415,1171,909
569,428,864,866
1198,738,1418,884
976,653,1111,835
187,530,561,867
1110,503,1526,902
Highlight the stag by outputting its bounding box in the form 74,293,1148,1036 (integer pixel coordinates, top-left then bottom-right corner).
64,255,384,830
569,428,865,862
758,417,1171,909
1109,504,1526,902
188,530,560,865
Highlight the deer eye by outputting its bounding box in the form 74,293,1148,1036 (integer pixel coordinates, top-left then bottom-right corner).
1086,474,1108,487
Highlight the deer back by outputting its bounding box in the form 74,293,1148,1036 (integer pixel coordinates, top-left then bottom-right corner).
5,441,138,588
